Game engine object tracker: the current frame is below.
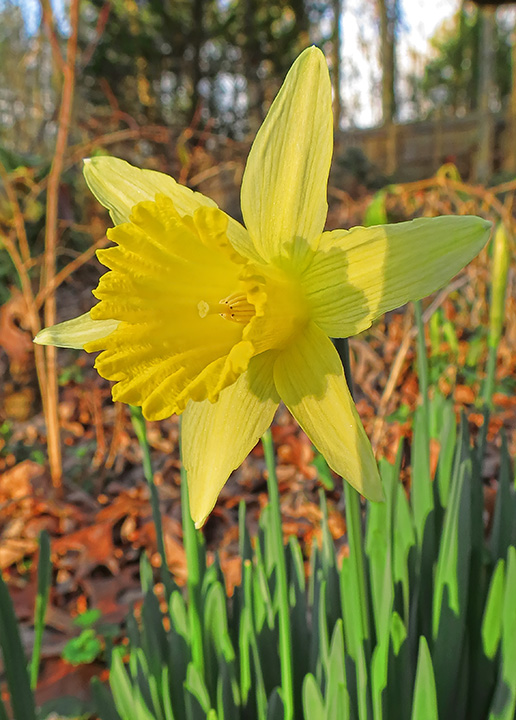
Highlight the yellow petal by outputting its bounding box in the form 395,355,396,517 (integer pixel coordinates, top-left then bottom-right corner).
33,311,118,349
303,216,491,338
83,156,261,262
274,322,383,501
86,196,256,418
240,261,311,354
240,46,333,261
182,352,279,528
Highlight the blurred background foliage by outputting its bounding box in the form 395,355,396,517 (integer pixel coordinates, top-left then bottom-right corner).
0,0,515,154
417,5,512,116
0,0,515,445
0,3,515,715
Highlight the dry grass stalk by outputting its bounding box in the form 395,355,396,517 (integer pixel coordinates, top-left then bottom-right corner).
40,0,80,489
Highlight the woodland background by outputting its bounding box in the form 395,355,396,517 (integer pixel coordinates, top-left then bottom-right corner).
0,0,515,710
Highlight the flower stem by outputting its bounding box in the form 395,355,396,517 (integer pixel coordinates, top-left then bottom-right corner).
483,223,510,408
483,345,497,409
30,531,51,691
262,429,294,720
180,463,205,676
335,338,372,657
414,300,430,420
343,481,372,657
129,405,174,598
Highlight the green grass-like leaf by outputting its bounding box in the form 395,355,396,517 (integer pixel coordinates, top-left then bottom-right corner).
0,392,514,720
0,573,37,720
411,637,438,720
102,390,514,720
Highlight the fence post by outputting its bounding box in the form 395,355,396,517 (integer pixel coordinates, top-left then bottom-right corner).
385,121,398,176
474,7,496,182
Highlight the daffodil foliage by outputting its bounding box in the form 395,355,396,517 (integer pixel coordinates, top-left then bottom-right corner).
35,47,491,527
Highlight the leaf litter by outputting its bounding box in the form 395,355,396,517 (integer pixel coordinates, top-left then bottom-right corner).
0,175,515,708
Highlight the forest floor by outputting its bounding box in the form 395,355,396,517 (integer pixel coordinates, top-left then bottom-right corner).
0,176,515,706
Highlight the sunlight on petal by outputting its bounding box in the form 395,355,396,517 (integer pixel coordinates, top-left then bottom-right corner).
33,311,119,349
303,215,491,338
85,196,256,418
240,46,333,261
274,322,384,501
33,48,492,529
83,156,261,262
183,352,279,528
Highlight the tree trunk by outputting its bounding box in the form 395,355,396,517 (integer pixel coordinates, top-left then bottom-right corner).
332,0,343,128
243,0,264,134
475,6,496,182
190,0,204,122
506,11,516,174
290,0,310,47
378,0,396,125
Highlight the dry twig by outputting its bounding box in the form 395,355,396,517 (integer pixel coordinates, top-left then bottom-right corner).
40,0,80,488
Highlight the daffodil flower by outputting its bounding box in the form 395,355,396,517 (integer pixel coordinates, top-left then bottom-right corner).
35,47,490,527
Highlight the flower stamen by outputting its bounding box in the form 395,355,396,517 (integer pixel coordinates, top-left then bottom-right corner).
218,292,255,323
197,293,256,324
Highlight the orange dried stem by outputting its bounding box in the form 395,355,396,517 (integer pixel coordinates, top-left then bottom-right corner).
41,0,80,489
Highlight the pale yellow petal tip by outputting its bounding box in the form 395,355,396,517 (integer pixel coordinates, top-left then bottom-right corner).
33,328,54,346
365,483,386,503
294,45,328,78
347,471,385,503
194,516,207,530
303,45,325,61
82,157,94,177
82,155,119,183
192,502,213,529
189,480,225,530
33,312,119,350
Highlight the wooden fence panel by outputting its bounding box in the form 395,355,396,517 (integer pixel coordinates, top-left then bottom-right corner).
335,110,515,182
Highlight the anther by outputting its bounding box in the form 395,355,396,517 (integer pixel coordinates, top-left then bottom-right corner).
198,293,255,324
219,292,255,323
